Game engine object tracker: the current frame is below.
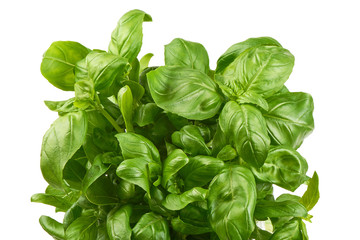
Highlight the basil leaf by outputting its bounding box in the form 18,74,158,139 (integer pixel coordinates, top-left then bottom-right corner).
63,203,83,230
251,146,309,192
39,215,65,240
171,125,211,156
269,218,302,240
121,80,145,103
134,103,162,127
65,214,98,240
147,66,223,120
216,37,281,74
256,182,274,200
163,187,208,211
31,193,74,212
106,205,132,240
118,85,134,132
85,52,130,90
264,92,314,149
132,212,170,240
74,79,95,109
255,199,308,220
145,186,175,217
63,149,87,190
115,132,160,163
82,155,119,205
129,58,140,82
109,9,152,62
41,41,90,91
236,91,269,111
207,166,257,240
216,145,237,161
165,38,210,74
300,171,320,211
171,217,212,235
116,180,144,202
40,111,88,189
219,101,270,168
180,155,224,190
162,149,189,192
139,53,154,73
116,157,161,195
44,98,78,115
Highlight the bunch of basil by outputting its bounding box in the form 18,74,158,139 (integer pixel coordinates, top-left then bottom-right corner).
32,9,319,240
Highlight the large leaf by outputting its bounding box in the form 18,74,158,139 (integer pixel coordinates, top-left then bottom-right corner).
263,92,314,149
107,205,132,240
216,45,294,99
39,216,65,240
40,111,88,189
132,212,170,240
147,66,223,120
41,41,90,91
216,37,281,74
163,187,208,211
207,166,257,240
180,155,224,190
109,9,152,62
165,38,210,74
251,146,309,192
219,101,270,168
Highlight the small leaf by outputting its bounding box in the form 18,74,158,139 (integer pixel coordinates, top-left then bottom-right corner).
139,53,154,73
162,149,189,192
118,85,134,132
134,103,162,127
300,171,320,211
163,187,208,211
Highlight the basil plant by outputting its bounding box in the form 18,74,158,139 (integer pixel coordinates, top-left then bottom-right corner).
32,9,319,240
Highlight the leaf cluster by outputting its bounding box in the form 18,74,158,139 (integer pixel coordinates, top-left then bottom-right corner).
32,9,319,240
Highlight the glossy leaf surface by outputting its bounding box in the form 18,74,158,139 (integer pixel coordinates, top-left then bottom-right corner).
39,215,65,240
219,101,270,168
147,66,223,120
163,187,208,211
40,111,87,189
207,166,257,240
132,212,170,240
107,205,132,240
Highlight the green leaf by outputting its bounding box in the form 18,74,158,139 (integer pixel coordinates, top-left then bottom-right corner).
171,217,212,235
63,203,83,230
116,157,161,195
118,85,134,132
147,66,223,120
134,103,162,127
63,149,87,190
115,132,160,163
44,98,78,115
132,212,170,240
145,186,175,217
74,79,95,109
207,165,257,240
121,80,145,103
171,125,211,156
180,155,224,190
40,111,88,189
39,215,65,240
82,154,119,205
216,37,281,74
255,199,308,220
216,145,237,161
165,38,210,74
129,58,140,82
85,52,130,90
31,193,73,211
179,204,209,229
251,226,272,240
236,91,269,111
41,41,90,91
162,149,189,192
300,171,320,211
107,205,132,240
139,53,154,73
251,146,309,192
263,92,314,149
65,214,98,240
109,9,152,62
163,187,208,211
269,218,302,240
256,182,274,200
219,101,270,168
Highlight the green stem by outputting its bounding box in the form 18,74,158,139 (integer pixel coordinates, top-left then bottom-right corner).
94,94,124,133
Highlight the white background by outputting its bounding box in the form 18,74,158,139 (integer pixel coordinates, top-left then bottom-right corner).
1,0,359,239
